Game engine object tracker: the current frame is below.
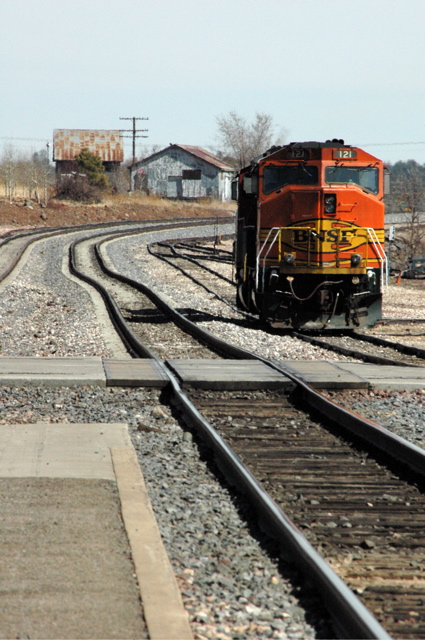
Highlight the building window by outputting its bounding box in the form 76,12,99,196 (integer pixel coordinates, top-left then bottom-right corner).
182,169,201,180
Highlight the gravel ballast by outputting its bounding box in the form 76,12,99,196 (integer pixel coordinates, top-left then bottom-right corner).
0,221,424,639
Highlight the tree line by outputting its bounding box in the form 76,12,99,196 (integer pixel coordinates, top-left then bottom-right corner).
0,145,53,204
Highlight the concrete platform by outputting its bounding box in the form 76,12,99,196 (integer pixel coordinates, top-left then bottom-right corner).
0,356,106,387
167,358,425,391
0,356,169,388
166,358,291,389
273,360,369,389
0,423,192,640
334,362,425,391
275,360,425,391
0,356,423,391
103,358,169,387
0,422,131,478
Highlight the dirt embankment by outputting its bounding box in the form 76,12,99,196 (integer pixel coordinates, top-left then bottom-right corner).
0,195,235,233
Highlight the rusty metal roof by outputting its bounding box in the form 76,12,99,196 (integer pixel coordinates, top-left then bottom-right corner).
53,129,124,162
176,145,234,171
137,144,234,172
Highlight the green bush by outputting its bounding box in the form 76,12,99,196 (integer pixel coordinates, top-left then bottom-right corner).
75,148,110,188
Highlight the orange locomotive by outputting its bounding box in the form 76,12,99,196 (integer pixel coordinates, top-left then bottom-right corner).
234,140,389,330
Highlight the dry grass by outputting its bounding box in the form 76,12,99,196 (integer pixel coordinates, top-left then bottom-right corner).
0,185,235,214
0,189,235,231
102,191,235,213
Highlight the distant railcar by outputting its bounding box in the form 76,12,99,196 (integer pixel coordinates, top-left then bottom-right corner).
234,140,389,330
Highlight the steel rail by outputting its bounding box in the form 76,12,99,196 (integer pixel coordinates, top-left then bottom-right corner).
153,241,235,284
378,317,425,324
292,330,424,366
146,241,257,321
0,218,181,284
354,330,425,359
0,217,231,283
70,228,392,639
70,223,425,638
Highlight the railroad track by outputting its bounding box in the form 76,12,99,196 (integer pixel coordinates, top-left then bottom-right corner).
66,225,425,637
0,220,166,288
71,232,235,360
148,239,242,314
185,387,425,640
293,330,425,366
149,238,425,368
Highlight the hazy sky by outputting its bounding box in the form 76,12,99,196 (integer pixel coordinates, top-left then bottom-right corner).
1,0,424,165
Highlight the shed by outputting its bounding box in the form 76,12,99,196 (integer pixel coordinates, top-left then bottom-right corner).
131,144,234,201
53,129,124,179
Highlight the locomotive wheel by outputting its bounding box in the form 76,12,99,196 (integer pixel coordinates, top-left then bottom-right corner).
237,282,250,311
237,274,259,313
250,287,260,312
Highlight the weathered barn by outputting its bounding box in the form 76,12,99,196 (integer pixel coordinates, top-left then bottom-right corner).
53,129,124,179
131,144,234,201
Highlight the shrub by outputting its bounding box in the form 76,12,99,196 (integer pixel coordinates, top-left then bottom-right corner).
55,174,102,203
75,148,109,188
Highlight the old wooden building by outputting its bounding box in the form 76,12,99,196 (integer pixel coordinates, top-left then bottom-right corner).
53,129,124,179
131,144,234,200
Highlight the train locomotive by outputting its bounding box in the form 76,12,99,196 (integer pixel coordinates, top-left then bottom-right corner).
234,140,389,330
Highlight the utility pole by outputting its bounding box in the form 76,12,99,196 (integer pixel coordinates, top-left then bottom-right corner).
120,116,148,190
44,142,51,206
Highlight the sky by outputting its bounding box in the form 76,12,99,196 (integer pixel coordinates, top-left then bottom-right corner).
1,0,424,166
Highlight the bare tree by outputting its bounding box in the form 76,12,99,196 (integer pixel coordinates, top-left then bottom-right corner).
30,150,54,204
0,145,54,204
215,111,285,169
388,160,425,263
138,144,161,161
0,145,17,202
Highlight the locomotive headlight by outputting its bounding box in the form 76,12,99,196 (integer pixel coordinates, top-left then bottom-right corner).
283,253,295,265
350,253,362,267
324,194,336,214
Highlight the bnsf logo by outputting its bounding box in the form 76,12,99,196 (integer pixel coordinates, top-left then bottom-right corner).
285,220,371,254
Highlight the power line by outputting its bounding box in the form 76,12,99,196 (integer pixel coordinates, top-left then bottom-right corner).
360,141,425,147
0,136,50,142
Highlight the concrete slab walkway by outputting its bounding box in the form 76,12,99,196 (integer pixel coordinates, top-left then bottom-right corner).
0,356,423,391
0,422,192,640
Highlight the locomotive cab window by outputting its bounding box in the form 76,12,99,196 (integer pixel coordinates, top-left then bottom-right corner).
243,174,258,194
263,164,318,194
325,165,379,194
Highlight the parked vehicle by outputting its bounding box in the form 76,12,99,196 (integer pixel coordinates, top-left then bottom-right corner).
403,255,425,279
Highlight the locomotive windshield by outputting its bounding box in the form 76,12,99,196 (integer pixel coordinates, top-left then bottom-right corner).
325,165,379,194
263,164,318,194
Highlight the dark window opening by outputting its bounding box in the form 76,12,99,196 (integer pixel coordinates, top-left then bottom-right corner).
183,169,201,180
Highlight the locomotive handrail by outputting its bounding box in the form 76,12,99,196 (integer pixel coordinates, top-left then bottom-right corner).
258,226,322,290
366,227,388,288
257,227,281,290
